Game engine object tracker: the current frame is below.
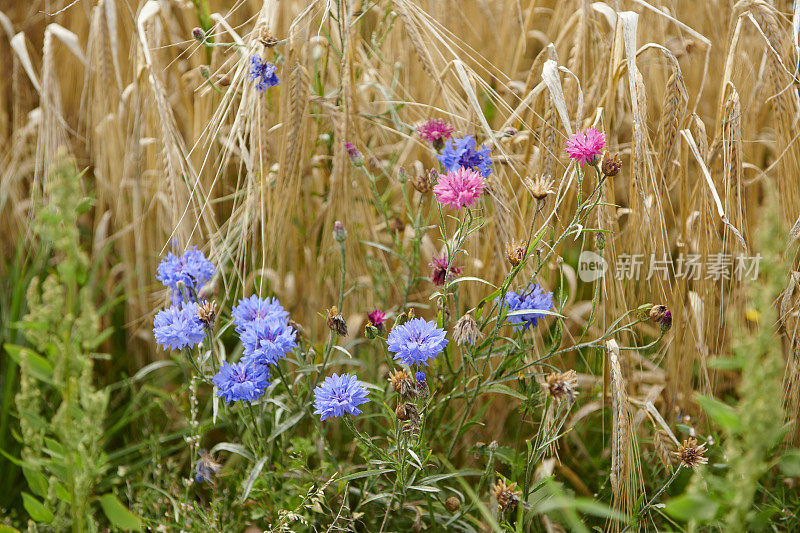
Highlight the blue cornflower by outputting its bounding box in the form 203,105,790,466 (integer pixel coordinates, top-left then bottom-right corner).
313,373,370,421
212,360,271,404
387,318,448,367
249,55,279,92
156,247,215,307
502,284,554,331
231,295,289,335
153,303,206,350
437,135,493,178
415,371,426,383
240,317,297,367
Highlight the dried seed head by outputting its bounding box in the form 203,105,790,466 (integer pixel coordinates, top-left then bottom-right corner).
388,369,417,399
445,496,460,512
288,319,305,338
491,479,521,515
649,304,672,331
505,240,526,267
526,175,555,201
257,26,279,47
410,170,435,194
601,152,622,177
544,370,579,405
673,438,708,469
196,300,218,330
194,449,221,484
326,306,348,336
453,313,482,346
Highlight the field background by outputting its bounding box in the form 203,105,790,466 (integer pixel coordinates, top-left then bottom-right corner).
2,0,800,531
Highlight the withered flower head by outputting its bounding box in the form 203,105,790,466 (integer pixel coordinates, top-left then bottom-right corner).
388,368,416,399
649,304,672,332
673,438,708,469
194,449,221,484
410,170,435,194
505,240,526,267
326,306,348,336
491,479,521,515
196,300,218,330
445,496,460,512
288,319,305,338
453,313,482,346
388,216,405,235
526,175,555,201
395,402,420,424
601,152,622,177
257,26,279,47
544,370,579,405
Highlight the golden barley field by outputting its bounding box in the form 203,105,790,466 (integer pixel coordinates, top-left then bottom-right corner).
1,0,799,531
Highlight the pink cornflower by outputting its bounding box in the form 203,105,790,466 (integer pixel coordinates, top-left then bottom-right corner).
417,118,455,150
367,309,387,333
429,253,463,286
565,127,606,165
433,167,485,210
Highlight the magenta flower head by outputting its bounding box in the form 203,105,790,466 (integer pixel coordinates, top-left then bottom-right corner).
367,309,387,332
433,167,485,210
429,253,462,286
565,127,606,166
344,142,364,166
417,118,455,150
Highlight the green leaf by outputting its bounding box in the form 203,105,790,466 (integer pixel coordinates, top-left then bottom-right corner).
0,525,22,533
485,384,526,401
21,493,54,524
240,457,267,503
99,494,142,531
22,468,48,498
695,393,741,433
708,356,743,370
339,468,393,482
664,493,719,522
4,344,53,383
779,449,800,477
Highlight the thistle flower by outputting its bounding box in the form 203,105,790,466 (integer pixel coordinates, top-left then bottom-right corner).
333,220,347,243
367,309,387,333
240,317,297,366
192,27,207,43
433,167,486,210
438,135,493,178
231,295,290,335
212,360,271,404
526,175,555,201
326,306,348,336
313,373,370,421
196,300,218,330
388,368,416,399
156,247,215,307
544,370,579,405
565,127,606,165
153,303,206,351
387,318,448,366
194,449,221,484
505,241,525,267
502,284,554,331
452,313,482,346
601,152,622,177
417,118,455,150
344,142,364,166
429,253,462,286
249,55,279,92
649,304,672,332
673,438,708,469
491,479,521,515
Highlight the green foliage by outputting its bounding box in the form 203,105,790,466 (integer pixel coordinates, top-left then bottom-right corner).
5,160,139,531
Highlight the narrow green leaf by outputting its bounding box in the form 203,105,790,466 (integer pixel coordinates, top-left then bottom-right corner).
695,393,741,433
99,494,142,531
